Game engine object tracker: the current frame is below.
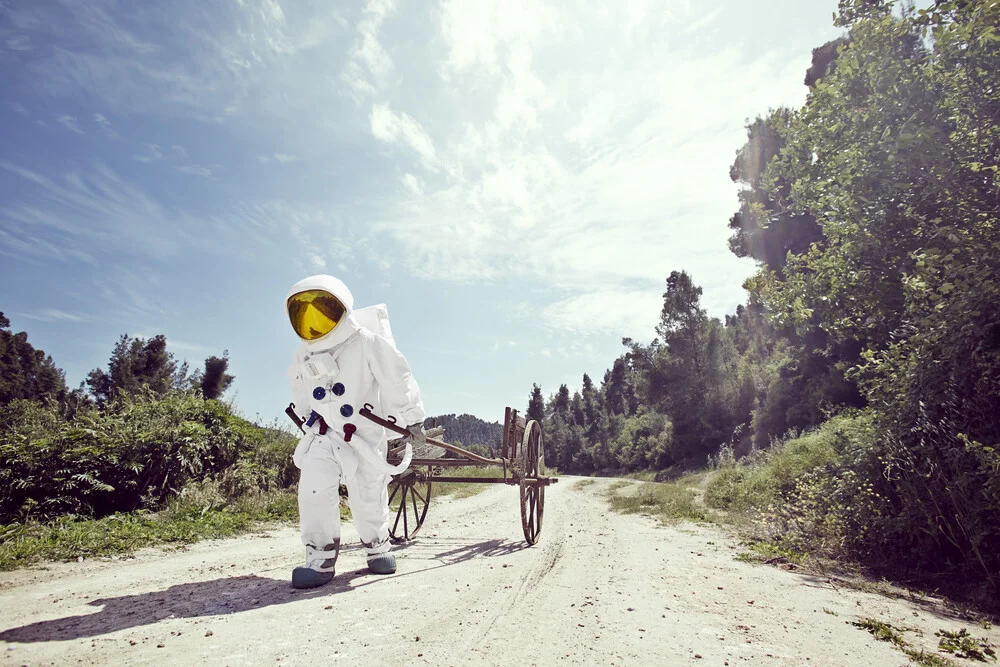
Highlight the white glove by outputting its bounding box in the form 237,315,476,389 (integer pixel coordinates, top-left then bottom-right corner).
406,423,427,444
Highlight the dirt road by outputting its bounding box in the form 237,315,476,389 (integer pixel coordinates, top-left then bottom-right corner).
1,477,996,666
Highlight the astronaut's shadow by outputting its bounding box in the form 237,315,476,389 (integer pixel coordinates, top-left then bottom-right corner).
0,574,329,644
0,538,527,644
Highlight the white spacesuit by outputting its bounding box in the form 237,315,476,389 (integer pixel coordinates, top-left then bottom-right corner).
285,274,426,589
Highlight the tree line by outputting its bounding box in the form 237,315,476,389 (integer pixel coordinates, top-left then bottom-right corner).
1,314,234,411
529,0,1000,593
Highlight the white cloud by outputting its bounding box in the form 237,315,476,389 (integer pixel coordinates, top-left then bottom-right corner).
684,6,724,35
19,309,84,323
341,0,395,99
369,103,436,167
5,34,32,52
134,144,163,163
351,0,815,328
171,145,188,158
401,173,421,195
56,114,84,133
258,152,298,164
541,290,664,337
177,164,217,178
8,102,28,115
93,112,118,137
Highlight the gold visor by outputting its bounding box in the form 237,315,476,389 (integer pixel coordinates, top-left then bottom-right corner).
286,290,346,341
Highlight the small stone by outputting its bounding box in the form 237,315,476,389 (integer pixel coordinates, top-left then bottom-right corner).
157,643,165,648
205,631,213,637
77,556,84,563
694,654,703,659
129,640,137,646
324,605,332,610
415,636,420,642
627,607,634,611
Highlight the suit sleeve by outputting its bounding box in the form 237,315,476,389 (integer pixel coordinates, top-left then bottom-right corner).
287,357,312,421
367,333,425,425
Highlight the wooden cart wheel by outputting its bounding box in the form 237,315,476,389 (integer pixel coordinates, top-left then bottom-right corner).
518,420,545,545
388,467,432,543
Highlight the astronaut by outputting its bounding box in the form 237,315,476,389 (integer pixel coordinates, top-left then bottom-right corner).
285,274,426,589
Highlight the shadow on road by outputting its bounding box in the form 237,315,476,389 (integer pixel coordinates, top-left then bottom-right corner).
0,537,528,644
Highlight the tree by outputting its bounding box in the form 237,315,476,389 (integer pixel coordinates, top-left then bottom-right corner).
553,384,570,417
728,110,824,276
743,0,1000,587
527,383,544,424
86,334,186,404
0,313,68,406
200,351,235,400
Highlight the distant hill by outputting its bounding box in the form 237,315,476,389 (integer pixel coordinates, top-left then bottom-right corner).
424,413,503,450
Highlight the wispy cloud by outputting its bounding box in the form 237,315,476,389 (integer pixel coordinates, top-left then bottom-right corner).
56,114,84,133
134,143,163,163
19,309,84,323
684,6,725,35
257,152,297,164
177,164,218,178
4,34,32,52
369,103,436,168
8,102,28,115
93,112,117,137
341,0,395,100
343,0,810,330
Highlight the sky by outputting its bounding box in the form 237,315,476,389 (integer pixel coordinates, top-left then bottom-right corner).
0,0,843,426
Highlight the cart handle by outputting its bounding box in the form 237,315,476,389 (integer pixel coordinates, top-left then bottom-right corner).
359,405,505,467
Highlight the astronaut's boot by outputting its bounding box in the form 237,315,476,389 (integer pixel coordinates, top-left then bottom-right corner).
291,540,339,589
364,537,396,574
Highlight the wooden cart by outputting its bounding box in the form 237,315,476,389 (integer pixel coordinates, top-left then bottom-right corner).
359,405,557,546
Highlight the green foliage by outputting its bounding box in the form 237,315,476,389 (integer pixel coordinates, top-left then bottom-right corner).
527,383,544,423
425,413,502,450
609,409,674,471
851,617,910,650
852,617,961,667
0,483,297,570
0,391,297,523
199,351,235,400
936,628,997,662
706,413,870,513
0,313,70,407
606,473,715,525
86,334,188,404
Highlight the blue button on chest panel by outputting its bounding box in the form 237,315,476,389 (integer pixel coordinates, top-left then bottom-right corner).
332,383,345,396
312,387,326,400
340,404,354,418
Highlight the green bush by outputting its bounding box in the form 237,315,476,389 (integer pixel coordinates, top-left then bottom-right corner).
706,411,878,557
0,481,297,570
0,392,297,523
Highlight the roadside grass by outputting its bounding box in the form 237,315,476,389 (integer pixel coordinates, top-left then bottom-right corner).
606,472,717,525
734,540,809,566
0,481,300,570
850,616,998,665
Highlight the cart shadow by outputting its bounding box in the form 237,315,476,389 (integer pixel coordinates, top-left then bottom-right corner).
0,538,528,644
